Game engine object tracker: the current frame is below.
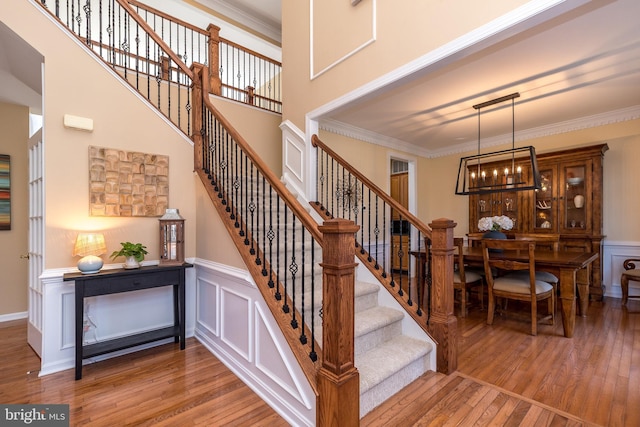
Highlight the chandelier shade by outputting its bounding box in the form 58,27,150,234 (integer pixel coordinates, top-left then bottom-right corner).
455,92,541,195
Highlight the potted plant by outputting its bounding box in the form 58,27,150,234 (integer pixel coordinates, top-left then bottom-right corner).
110,242,148,269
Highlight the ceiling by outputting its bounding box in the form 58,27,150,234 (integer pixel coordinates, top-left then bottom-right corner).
199,0,640,157
316,0,640,157
2,0,638,157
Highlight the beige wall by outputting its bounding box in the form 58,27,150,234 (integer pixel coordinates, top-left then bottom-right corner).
0,103,29,315
2,1,196,270
283,0,530,129
195,97,282,266
210,96,283,175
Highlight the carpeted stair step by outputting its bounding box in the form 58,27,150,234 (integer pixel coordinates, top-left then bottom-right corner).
354,306,404,356
356,334,433,417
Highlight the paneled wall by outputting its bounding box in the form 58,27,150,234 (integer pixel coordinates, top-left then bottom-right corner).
194,260,316,427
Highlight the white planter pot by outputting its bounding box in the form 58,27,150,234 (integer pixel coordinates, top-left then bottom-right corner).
124,256,140,269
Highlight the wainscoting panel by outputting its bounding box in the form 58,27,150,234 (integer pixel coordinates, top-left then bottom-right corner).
220,287,252,363
196,276,219,336
194,259,316,427
602,241,640,299
254,303,313,408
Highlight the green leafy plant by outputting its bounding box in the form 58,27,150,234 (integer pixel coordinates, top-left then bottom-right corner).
110,242,148,262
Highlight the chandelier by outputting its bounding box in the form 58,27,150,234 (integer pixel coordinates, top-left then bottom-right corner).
455,92,541,195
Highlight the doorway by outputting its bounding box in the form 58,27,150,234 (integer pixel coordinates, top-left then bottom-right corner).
389,159,409,274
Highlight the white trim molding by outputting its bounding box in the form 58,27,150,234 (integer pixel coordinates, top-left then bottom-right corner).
602,240,640,299
310,0,377,79
193,258,316,427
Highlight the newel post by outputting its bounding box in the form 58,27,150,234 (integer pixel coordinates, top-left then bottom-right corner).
317,219,360,427
428,218,458,374
207,24,222,95
190,63,204,172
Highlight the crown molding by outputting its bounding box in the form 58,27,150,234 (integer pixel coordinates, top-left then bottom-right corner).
190,0,281,44
321,105,640,159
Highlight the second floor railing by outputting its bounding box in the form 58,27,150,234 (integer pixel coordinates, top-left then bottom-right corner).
40,0,194,134
126,0,282,113
39,0,282,117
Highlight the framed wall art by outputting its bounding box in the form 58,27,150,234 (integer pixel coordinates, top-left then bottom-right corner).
89,146,169,217
0,154,10,230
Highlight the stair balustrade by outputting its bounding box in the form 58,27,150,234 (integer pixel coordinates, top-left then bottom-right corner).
192,63,364,424
312,135,458,374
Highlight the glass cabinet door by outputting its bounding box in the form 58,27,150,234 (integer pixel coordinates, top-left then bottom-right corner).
534,168,554,230
562,163,589,231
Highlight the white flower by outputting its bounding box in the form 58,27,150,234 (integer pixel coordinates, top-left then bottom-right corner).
478,215,513,232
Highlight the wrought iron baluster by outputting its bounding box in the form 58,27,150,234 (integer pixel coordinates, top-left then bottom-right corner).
289,216,298,329
309,240,317,362
231,143,239,225
239,153,247,238
260,178,268,275
275,197,281,301
248,164,255,251
299,226,307,345
267,184,275,287
282,206,289,313
382,200,387,278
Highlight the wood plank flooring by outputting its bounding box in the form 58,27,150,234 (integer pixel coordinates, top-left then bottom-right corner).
0,320,288,426
363,297,640,426
1,296,638,426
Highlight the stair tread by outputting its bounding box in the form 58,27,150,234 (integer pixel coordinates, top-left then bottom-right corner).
355,306,404,337
356,335,433,394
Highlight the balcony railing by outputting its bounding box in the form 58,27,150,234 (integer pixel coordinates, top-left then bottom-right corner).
39,0,282,117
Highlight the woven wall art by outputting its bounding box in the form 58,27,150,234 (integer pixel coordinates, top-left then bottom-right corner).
89,146,169,217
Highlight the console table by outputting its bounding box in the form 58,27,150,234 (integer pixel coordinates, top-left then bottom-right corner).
63,263,193,380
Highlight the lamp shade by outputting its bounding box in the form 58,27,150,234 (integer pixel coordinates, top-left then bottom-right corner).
73,233,106,274
73,233,106,257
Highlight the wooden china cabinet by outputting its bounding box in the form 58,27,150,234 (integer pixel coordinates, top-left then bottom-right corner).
468,143,608,300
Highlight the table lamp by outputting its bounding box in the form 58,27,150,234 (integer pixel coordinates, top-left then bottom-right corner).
73,232,106,274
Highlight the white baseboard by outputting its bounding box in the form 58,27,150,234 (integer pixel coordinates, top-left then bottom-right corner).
602,240,640,299
0,311,28,323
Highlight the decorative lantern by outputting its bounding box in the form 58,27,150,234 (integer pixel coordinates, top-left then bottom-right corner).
159,208,185,266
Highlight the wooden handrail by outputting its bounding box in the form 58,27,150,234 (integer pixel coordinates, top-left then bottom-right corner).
127,0,282,68
311,134,431,239
219,37,282,67
116,0,194,81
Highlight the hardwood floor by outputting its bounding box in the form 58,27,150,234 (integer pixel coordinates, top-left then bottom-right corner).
1,297,638,426
363,297,640,426
0,320,288,426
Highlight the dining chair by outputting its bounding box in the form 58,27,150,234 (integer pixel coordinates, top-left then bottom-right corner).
466,232,485,248
481,239,555,335
511,233,560,287
454,237,484,317
621,258,640,305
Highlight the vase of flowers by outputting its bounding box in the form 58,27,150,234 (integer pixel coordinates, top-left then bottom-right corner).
478,216,513,249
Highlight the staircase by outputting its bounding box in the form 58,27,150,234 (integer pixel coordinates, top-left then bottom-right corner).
352,282,433,416
36,0,448,421
239,177,434,417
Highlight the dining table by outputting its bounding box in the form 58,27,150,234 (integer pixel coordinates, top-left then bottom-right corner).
411,246,598,338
